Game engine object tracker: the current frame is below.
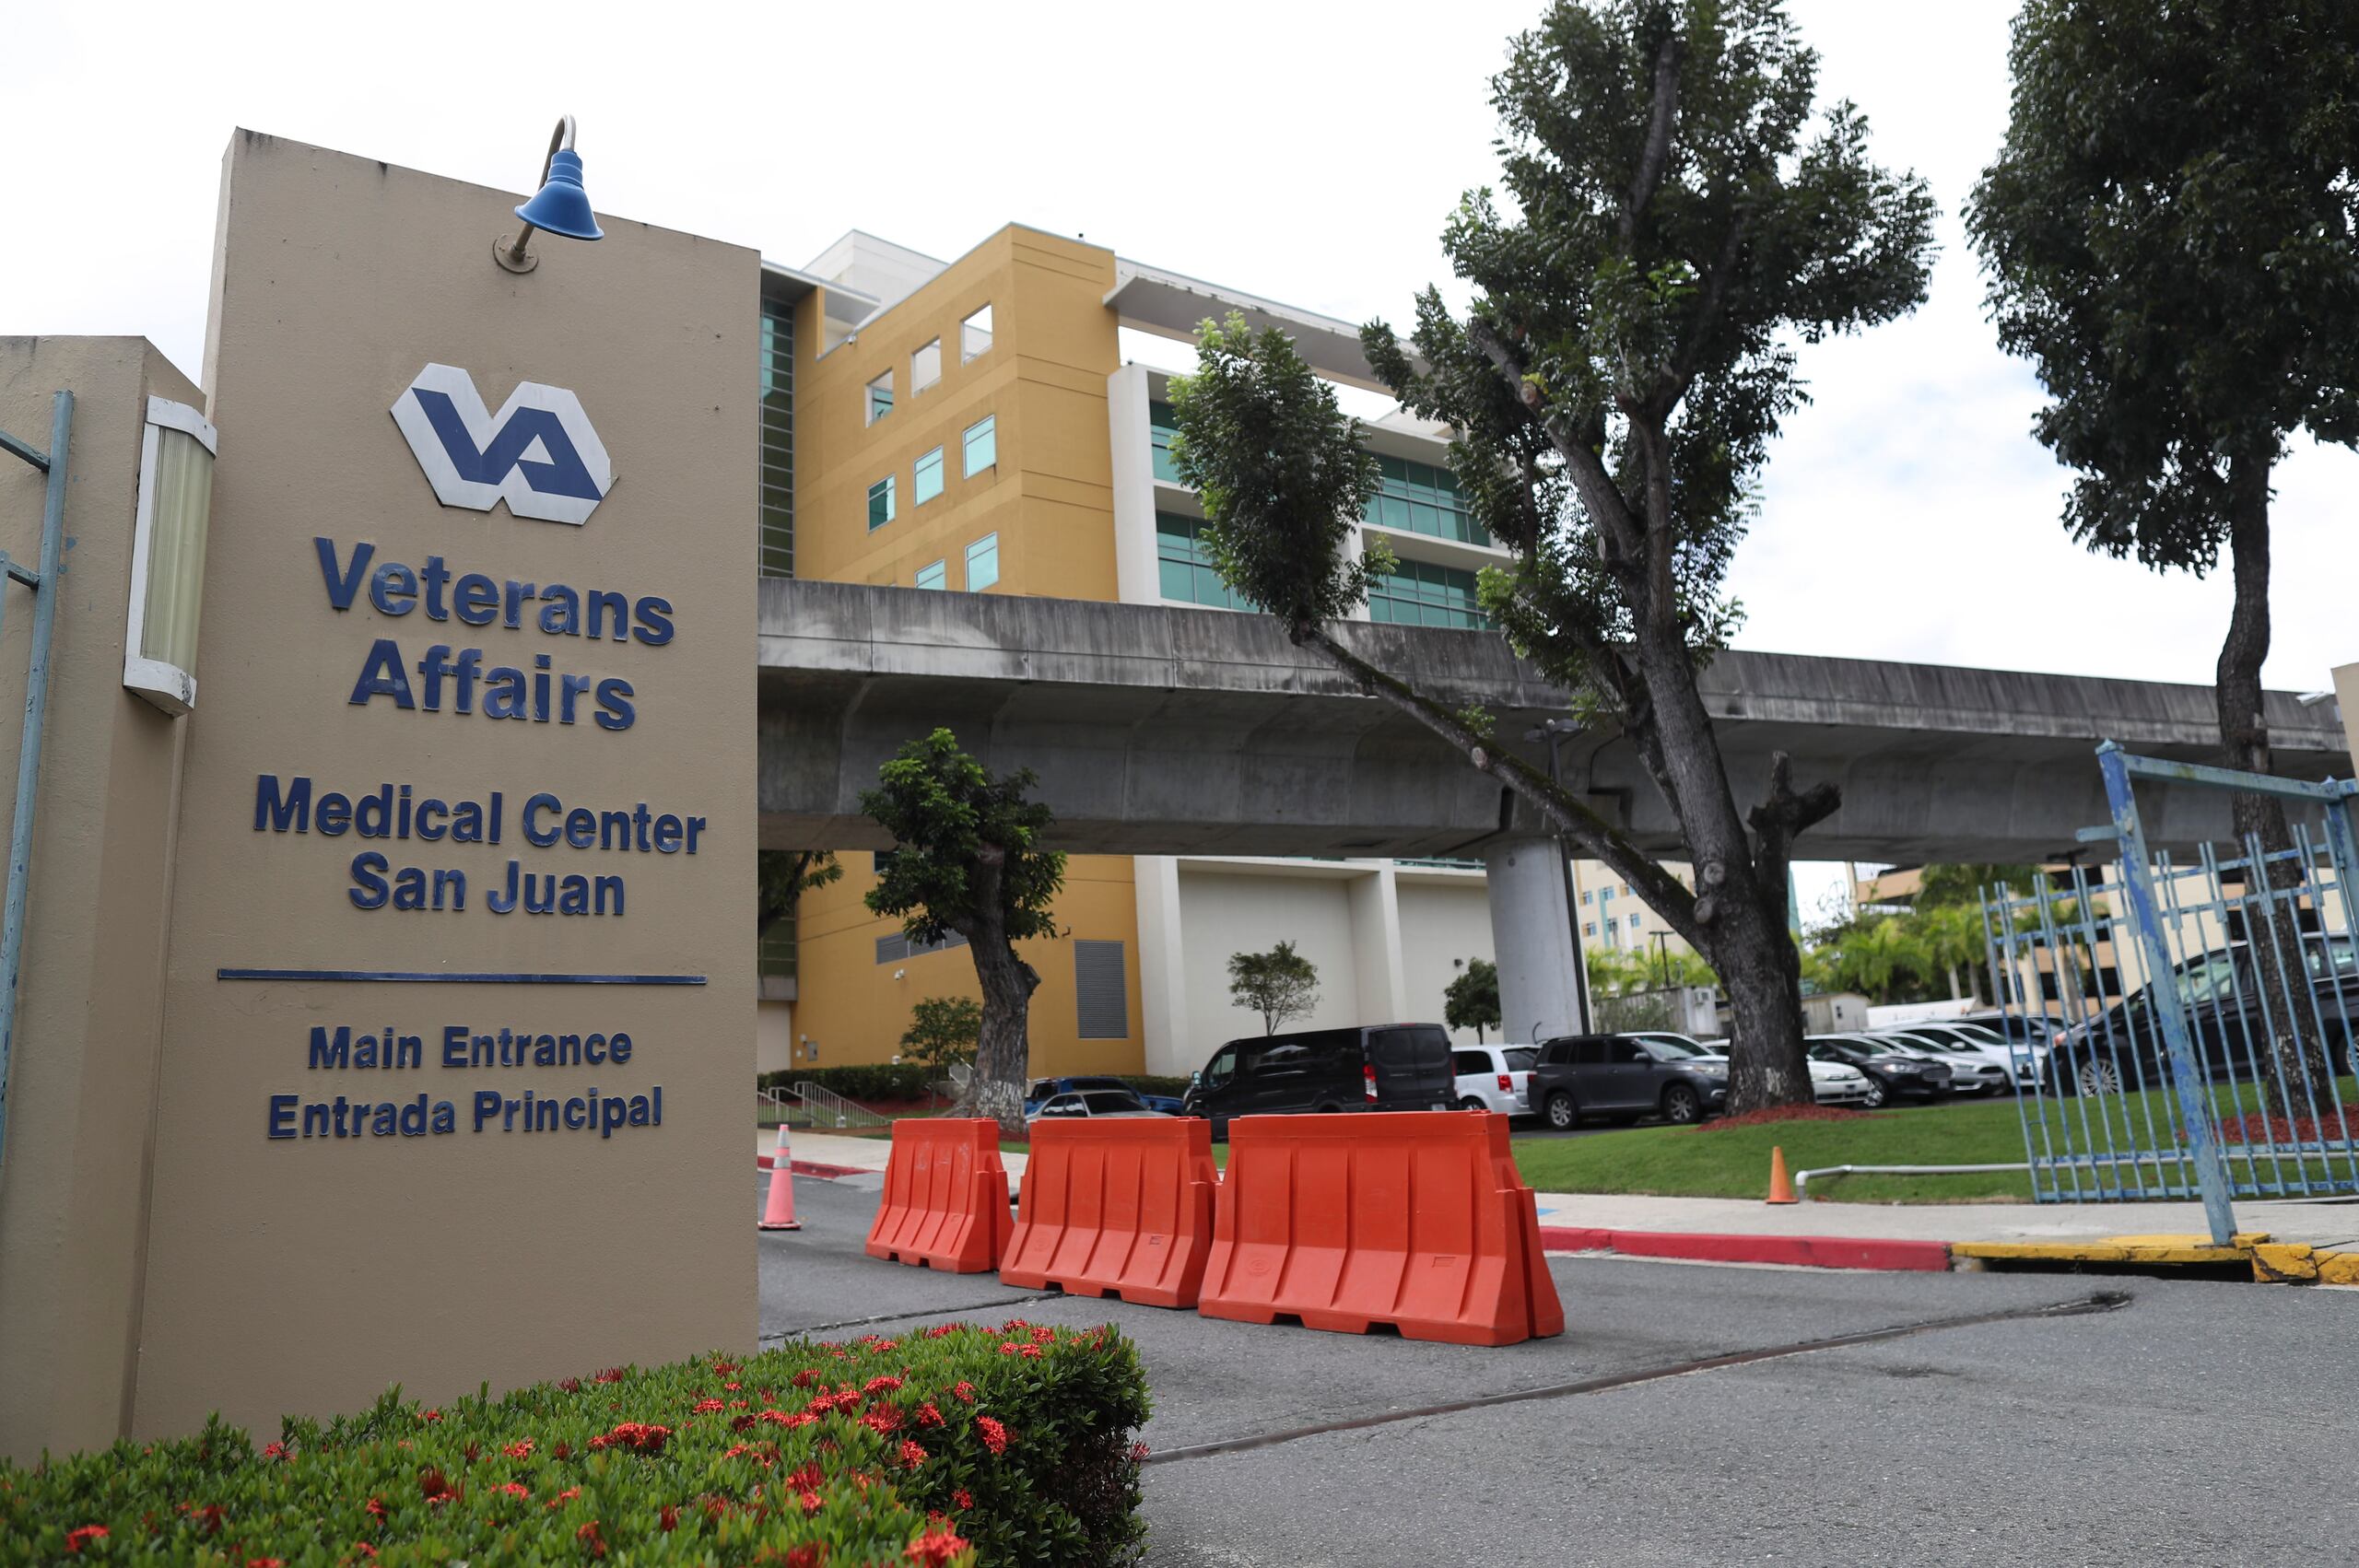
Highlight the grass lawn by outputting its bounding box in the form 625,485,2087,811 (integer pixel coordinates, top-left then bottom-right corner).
1507,1076,2359,1203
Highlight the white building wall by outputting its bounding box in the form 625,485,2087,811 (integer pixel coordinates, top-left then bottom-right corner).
756,999,796,1076
1173,869,1365,1067
1106,364,1162,607
1395,876,1499,1042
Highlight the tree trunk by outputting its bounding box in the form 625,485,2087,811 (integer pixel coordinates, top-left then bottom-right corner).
2214,448,2329,1094
958,922,1040,1138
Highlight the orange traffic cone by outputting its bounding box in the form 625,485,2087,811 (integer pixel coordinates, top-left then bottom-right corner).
758,1123,802,1231
1766,1145,1798,1205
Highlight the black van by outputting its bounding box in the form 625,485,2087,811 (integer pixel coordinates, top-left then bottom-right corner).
1180,1024,1457,1139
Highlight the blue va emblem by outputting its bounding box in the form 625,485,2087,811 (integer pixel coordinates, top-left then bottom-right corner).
391,363,614,526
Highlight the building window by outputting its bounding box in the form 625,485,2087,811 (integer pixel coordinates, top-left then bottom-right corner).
1075,940,1128,1038
865,370,894,426
1629,912,1644,931
961,304,993,362
1156,511,1245,609
1148,399,1182,484
1581,890,1594,905
1366,556,1484,629
966,532,1000,591
911,338,941,393
963,414,997,476
1584,921,1597,938
867,475,896,531
914,445,944,505
1367,453,1491,546
874,849,898,875
758,291,795,578
1601,887,1614,903
876,930,968,964
916,559,946,591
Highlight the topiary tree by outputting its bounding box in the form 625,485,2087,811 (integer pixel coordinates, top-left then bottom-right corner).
1169,0,1934,1114
1226,941,1320,1035
1444,958,1503,1042
1966,0,2358,1087
862,730,1065,1133
900,996,983,1076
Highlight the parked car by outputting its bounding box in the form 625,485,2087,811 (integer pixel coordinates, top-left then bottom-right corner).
1884,1021,2046,1092
2048,936,2359,1096
1024,1075,1184,1115
1806,1036,1953,1107
1026,1088,1171,1122
1451,1045,1537,1117
1527,1034,1728,1129
1956,1009,2070,1051
1862,1031,2011,1095
1676,1037,1874,1106
1181,1024,1457,1140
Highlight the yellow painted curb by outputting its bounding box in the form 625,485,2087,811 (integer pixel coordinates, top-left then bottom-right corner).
2250,1243,2320,1283
1950,1232,2266,1268
2318,1253,2359,1287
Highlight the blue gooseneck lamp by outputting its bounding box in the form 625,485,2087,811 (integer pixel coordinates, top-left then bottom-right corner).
494,114,604,274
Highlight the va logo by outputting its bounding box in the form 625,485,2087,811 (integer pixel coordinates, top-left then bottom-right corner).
390,364,614,526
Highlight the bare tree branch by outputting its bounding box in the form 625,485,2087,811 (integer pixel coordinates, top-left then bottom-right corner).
1622,31,1684,244
1466,316,1650,568
1295,621,1707,949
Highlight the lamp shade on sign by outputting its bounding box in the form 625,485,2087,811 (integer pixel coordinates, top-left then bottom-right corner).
123,396,217,715
515,148,604,241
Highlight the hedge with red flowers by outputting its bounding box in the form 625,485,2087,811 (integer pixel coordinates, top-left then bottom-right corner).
0,1319,1149,1566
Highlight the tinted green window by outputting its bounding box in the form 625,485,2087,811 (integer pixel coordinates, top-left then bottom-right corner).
1367,453,1491,546
867,475,895,531
1367,556,1484,629
758,294,795,578
963,415,997,476
914,446,944,505
1155,511,1246,610
1149,400,1182,485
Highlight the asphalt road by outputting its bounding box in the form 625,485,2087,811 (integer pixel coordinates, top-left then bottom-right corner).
759,1173,2355,1566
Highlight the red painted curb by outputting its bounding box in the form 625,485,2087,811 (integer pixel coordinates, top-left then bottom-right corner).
1536,1225,1952,1273
755,1156,868,1179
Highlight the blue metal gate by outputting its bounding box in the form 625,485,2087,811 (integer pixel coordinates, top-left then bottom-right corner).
0,391,73,1178
1982,743,2359,1246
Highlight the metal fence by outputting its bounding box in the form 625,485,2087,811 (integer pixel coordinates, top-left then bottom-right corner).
1982,744,2359,1244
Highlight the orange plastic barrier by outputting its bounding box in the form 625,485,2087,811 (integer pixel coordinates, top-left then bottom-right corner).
1197,1110,1564,1346
1001,1117,1220,1307
864,1118,1012,1273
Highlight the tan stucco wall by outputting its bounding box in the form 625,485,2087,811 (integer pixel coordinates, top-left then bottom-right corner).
123,132,756,1439
0,337,205,1463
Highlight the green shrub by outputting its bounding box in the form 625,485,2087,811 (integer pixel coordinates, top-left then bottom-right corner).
759,1064,941,1102
0,1321,1148,1567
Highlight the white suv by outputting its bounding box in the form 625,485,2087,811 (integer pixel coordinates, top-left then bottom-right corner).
1450,1045,1536,1117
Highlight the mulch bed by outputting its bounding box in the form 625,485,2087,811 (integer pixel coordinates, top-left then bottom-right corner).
1695,1105,1872,1132
2213,1102,2359,1147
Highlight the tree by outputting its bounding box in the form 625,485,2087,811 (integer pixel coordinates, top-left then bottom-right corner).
899,996,982,1076
1169,1,1934,1113
1227,941,1320,1035
757,848,840,931
1966,0,2358,1087
861,730,1066,1134
1444,957,1503,1041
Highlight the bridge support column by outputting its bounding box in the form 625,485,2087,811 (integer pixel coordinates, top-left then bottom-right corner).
1484,837,1586,1044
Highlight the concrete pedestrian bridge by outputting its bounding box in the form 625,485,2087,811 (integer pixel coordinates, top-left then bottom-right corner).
757,579,2349,863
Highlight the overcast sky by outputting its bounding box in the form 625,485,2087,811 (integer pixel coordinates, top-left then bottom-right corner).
9,1,2351,903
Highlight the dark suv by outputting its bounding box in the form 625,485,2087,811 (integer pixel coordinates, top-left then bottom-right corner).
1181,1024,1456,1140
2050,937,2358,1095
1527,1034,1729,1129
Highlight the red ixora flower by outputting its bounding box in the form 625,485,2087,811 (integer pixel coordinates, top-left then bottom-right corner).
898,1439,929,1466
797,1489,824,1516
248,1559,285,1567
925,1324,959,1339
951,1382,978,1404
65,1525,109,1553
1028,1326,1056,1345
904,1527,971,1566
364,1498,388,1522
347,1544,378,1562
863,1375,905,1395
577,1518,607,1559
594,1366,629,1385
974,1416,1009,1455
1131,1441,1151,1464
915,1402,945,1429
953,1489,974,1510
503,1440,534,1459
546,1486,582,1510
658,1504,679,1532
494,1483,530,1501
791,1369,822,1388
418,1409,442,1423
260,1441,288,1461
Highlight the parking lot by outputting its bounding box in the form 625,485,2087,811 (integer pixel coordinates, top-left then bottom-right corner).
761,1170,2356,1566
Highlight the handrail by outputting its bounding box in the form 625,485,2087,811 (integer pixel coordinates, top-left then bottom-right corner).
790,1080,891,1130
